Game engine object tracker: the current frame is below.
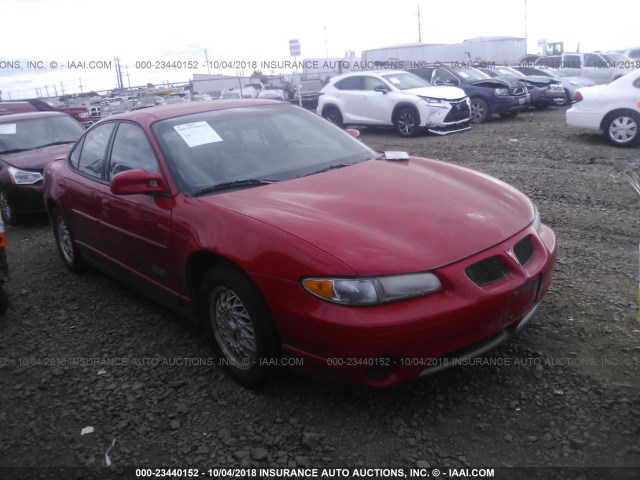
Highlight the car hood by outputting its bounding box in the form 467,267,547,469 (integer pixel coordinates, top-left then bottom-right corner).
404,85,466,100
0,143,73,169
206,158,534,275
468,78,509,88
521,75,554,86
564,76,596,86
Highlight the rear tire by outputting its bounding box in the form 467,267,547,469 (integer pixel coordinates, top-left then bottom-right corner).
603,111,640,147
52,207,86,273
200,264,280,388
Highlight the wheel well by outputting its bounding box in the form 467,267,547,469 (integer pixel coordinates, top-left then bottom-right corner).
321,104,340,116
45,198,57,223
185,251,238,322
392,103,420,125
600,109,640,130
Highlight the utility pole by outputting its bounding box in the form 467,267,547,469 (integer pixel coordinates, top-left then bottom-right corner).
78,78,83,94
125,66,131,89
204,49,211,75
324,25,329,58
417,3,422,43
524,0,528,52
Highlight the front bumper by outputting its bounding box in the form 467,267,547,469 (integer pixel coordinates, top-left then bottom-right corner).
491,95,529,114
253,223,557,387
420,99,471,135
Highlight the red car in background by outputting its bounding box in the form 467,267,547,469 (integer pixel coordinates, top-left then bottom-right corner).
0,99,97,128
0,112,85,224
43,100,556,388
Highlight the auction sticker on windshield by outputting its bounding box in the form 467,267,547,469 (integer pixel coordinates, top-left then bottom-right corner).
0,124,17,134
174,121,223,147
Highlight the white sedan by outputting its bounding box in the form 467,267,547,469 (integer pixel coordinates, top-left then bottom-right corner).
566,69,640,147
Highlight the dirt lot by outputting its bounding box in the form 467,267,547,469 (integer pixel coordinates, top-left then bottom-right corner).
0,107,638,480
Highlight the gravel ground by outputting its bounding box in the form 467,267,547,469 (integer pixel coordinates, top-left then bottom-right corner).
0,107,639,479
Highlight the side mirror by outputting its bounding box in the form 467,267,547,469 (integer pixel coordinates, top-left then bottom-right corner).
110,169,168,195
345,128,361,140
374,86,389,94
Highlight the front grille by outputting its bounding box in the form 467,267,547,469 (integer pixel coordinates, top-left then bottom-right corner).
513,235,534,266
511,87,526,95
444,100,470,122
465,256,509,286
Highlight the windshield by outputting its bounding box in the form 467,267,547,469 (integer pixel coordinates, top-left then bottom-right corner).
603,53,631,62
381,72,429,90
492,66,524,79
451,68,491,81
152,104,377,196
0,115,85,154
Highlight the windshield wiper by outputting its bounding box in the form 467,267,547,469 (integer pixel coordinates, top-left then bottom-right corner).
312,163,354,175
193,178,276,196
35,141,75,148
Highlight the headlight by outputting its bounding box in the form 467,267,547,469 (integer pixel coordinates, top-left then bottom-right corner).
493,88,509,96
419,96,446,107
78,112,89,118
550,83,563,91
8,166,43,185
302,272,442,306
533,206,542,234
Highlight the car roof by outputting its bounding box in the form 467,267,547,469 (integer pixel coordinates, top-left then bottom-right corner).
0,111,67,122
96,99,285,125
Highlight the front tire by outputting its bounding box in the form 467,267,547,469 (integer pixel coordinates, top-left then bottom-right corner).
322,107,344,128
469,98,490,123
200,264,280,388
395,107,419,137
558,89,571,107
0,191,22,226
604,111,640,147
52,207,86,273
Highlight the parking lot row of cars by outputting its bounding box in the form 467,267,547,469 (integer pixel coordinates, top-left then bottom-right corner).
315,66,587,137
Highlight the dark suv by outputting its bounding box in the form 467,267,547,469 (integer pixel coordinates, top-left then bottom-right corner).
479,66,565,109
410,67,528,123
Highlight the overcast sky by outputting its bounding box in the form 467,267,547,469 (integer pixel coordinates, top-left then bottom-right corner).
1,0,638,99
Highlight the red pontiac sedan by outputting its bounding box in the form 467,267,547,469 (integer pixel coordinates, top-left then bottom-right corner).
43,100,556,388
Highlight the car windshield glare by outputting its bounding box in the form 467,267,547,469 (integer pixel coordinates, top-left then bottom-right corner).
152,104,377,196
494,67,523,79
0,115,85,154
381,72,429,90
451,68,491,81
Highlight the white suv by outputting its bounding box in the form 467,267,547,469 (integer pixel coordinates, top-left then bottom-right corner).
317,70,470,137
